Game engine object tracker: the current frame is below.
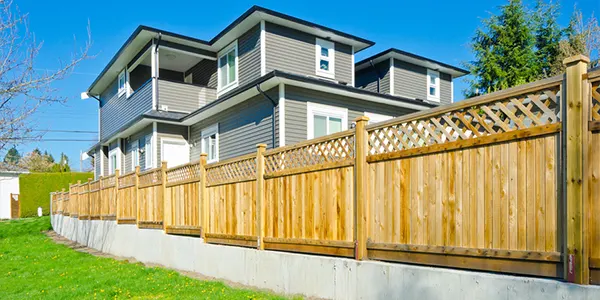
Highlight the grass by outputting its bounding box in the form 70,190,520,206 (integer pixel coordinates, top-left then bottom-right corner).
0,217,294,299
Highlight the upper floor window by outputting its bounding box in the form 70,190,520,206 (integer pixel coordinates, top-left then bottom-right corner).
427,69,440,102
307,102,347,139
217,41,238,94
315,38,335,79
118,70,126,97
201,123,219,163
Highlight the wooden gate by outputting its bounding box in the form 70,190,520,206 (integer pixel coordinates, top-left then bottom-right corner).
587,69,600,284
10,193,19,219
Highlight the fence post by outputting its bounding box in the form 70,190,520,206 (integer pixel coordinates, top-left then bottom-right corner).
256,144,267,250
161,161,168,231
354,116,369,260
115,169,120,220
563,54,590,284
199,154,208,239
77,180,81,219
135,166,140,225
98,176,103,220
87,178,92,219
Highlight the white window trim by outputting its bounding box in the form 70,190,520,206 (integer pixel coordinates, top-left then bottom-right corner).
315,38,335,79
108,144,120,175
217,40,239,96
201,123,219,163
131,139,140,170
365,112,393,125
389,58,395,95
118,70,126,97
278,83,285,147
160,137,190,168
427,69,441,102
307,102,348,139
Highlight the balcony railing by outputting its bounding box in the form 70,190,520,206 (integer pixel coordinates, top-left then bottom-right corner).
157,79,217,113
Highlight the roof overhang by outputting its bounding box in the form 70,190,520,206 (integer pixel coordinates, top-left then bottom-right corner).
87,26,213,96
209,6,374,52
356,48,468,78
87,6,374,96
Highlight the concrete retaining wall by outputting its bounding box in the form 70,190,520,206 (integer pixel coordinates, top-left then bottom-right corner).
51,215,600,300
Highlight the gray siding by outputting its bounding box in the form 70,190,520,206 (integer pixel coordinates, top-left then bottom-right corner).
157,123,188,166
265,22,353,83
102,146,108,177
284,85,416,145
355,59,390,94
94,147,101,179
189,88,277,161
157,79,217,113
393,59,452,105
100,79,152,140
184,59,217,88
123,125,152,173
238,24,261,87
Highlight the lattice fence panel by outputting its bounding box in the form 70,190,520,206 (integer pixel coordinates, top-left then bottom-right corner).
264,132,355,174
591,79,600,121
166,162,202,184
139,169,162,186
206,156,256,185
367,85,562,155
90,180,100,191
118,172,136,188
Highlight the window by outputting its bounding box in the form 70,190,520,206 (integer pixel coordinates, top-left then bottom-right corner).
131,139,140,169
315,38,335,79
201,124,219,163
307,103,347,139
118,70,126,97
427,69,440,101
145,135,153,169
217,41,238,94
109,153,117,175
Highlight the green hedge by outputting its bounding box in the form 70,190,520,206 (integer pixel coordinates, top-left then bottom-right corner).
19,172,93,217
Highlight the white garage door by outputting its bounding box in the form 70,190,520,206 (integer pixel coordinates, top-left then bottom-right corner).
161,139,190,168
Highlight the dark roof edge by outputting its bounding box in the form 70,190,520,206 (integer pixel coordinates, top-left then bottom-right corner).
356,48,469,76
209,6,375,48
183,70,434,122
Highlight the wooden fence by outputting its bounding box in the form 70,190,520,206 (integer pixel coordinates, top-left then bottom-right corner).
52,56,600,285
587,67,600,285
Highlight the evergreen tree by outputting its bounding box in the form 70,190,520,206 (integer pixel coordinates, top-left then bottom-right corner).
3,147,21,164
466,0,537,97
533,0,562,77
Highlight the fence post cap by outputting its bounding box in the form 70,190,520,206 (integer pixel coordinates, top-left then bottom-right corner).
256,143,267,149
354,116,370,123
161,161,168,168
77,180,81,184
200,153,208,157
135,166,140,172
563,54,590,66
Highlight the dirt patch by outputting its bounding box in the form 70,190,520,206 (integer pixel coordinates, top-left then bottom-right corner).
44,230,321,300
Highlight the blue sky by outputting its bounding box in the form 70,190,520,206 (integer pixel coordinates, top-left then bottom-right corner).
9,0,599,170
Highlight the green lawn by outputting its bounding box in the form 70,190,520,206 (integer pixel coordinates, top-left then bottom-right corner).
0,217,294,299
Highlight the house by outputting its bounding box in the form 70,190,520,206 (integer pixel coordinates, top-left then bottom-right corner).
0,163,27,219
84,6,467,179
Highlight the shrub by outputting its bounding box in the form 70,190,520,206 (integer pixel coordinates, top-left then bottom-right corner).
19,172,93,217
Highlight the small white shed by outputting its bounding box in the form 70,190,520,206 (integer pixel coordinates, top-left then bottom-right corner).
0,164,27,219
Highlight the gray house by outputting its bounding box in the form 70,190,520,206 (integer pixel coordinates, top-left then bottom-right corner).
84,6,467,179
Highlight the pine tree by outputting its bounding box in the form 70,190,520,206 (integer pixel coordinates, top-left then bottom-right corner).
3,147,21,164
533,0,562,77
466,0,537,97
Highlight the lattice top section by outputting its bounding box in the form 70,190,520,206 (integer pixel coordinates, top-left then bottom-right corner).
139,168,162,186
166,162,201,184
90,180,100,191
101,175,116,188
367,82,562,156
206,154,256,185
118,172,136,187
591,79,600,122
79,183,89,194
264,131,355,174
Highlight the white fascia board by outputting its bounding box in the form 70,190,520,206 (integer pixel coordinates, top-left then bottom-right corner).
278,83,285,147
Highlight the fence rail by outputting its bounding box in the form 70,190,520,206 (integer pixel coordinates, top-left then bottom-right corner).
52,56,600,285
